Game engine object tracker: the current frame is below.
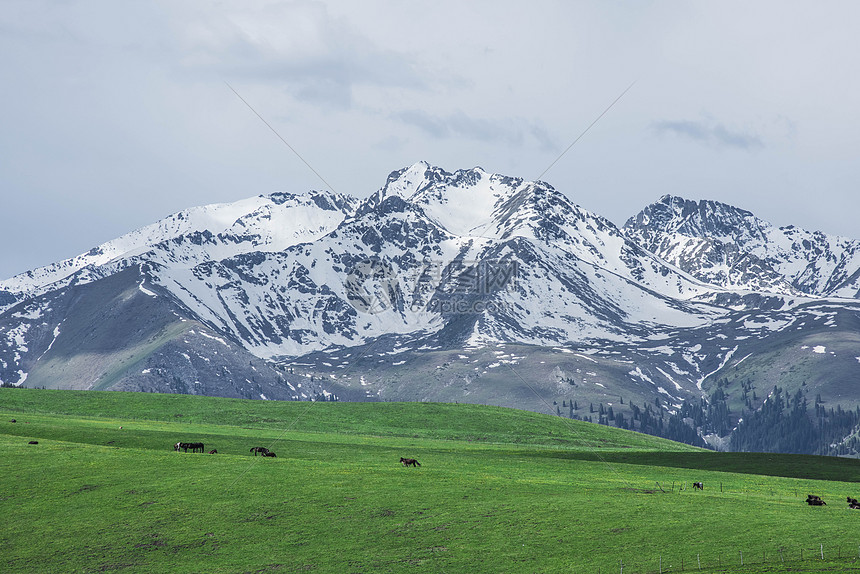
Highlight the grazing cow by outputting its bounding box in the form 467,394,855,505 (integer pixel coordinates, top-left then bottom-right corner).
174,442,204,453
10,419,16,423
28,440,38,445
250,447,270,456
209,450,218,454
261,451,276,457
847,497,858,505
807,495,826,506
693,482,703,490
850,503,860,510
400,457,420,467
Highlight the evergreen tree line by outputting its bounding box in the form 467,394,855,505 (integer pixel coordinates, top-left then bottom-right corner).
559,396,709,448
729,387,860,456
557,384,860,456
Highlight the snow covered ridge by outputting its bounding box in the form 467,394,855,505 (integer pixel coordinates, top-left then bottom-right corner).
2,161,859,362
624,195,860,298
140,162,731,358
0,190,358,308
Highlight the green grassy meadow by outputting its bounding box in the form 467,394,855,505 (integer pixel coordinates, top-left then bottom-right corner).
2,389,860,573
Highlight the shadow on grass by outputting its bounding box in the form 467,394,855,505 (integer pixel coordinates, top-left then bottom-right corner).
534,450,860,482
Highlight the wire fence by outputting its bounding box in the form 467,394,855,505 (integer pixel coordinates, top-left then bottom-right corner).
595,542,860,573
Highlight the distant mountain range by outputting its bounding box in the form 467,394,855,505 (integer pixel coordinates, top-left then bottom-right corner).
3,162,859,453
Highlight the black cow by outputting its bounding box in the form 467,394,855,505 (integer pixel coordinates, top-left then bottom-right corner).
250,447,270,456
693,482,703,490
261,451,277,457
174,442,204,453
847,496,858,505
400,457,421,467
28,440,38,445
807,495,826,506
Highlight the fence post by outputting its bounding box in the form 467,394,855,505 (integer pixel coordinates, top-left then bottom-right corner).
740,550,743,566
820,544,824,560
697,553,701,570
659,555,662,573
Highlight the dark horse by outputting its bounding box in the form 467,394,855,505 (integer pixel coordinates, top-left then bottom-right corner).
693,482,704,490
250,447,270,456
208,450,218,454
174,442,205,453
400,457,420,467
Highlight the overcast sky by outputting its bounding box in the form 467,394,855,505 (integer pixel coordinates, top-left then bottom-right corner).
2,1,859,280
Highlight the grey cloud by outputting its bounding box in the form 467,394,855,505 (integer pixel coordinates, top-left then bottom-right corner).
651,119,764,150
396,109,555,149
178,1,425,108
397,110,452,138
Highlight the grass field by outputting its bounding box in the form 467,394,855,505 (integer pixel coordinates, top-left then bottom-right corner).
2,388,860,573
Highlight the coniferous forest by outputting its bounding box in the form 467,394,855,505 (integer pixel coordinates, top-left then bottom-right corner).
566,383,860,456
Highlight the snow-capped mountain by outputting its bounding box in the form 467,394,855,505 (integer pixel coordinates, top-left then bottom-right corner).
0,190,358,312
2,164,860,452
624,195,860,298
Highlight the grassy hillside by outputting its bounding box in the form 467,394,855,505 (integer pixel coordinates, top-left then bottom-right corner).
3,389,860,573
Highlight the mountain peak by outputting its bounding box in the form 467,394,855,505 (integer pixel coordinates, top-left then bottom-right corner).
628,195,759,240
624,194,860,297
